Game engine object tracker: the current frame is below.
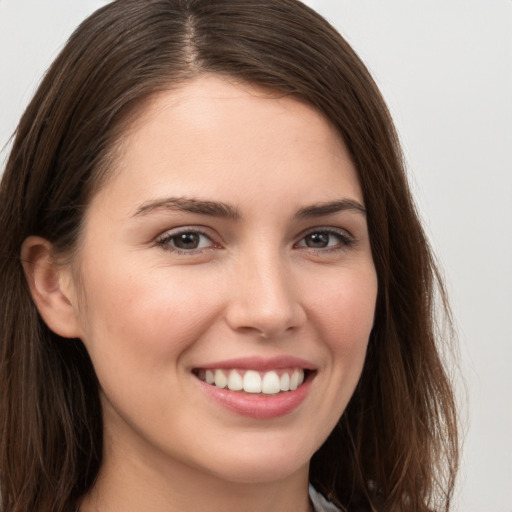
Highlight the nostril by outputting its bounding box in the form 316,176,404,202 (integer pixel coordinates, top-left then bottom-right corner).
226,306,306,339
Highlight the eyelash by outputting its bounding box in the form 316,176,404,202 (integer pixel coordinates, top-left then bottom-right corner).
295,228,355,252
156,227,354,254
156,228,218,254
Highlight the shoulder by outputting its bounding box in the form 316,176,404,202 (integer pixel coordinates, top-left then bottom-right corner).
309,484,343,512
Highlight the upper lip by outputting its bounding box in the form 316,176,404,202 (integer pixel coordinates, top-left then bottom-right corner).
193,355,316,371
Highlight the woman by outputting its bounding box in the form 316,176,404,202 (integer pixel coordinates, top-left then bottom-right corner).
0,1,459,511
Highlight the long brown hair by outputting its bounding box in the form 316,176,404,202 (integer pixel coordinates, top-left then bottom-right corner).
0,1,458,511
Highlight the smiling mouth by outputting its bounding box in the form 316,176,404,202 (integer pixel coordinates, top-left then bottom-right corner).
194,368,310,395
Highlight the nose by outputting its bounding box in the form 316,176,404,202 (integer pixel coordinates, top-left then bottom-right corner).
225,252,306,339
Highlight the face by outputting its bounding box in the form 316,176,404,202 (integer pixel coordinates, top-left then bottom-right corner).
68,75,377,486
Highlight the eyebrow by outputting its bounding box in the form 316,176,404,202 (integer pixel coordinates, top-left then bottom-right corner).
294,199,366,219
133,196,366,220
134,197,240,220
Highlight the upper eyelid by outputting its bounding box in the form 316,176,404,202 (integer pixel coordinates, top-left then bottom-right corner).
156,225,218,241
155,226,220,251
293,227,355,252
295,225,354,240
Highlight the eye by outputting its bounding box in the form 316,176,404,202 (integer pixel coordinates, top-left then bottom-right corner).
295,229,353,250
157,229,215,252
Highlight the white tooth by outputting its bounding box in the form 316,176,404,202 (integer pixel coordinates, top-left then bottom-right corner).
214,369,227,389
280,372,290,391
243,370,262,393
290,369,303,390
261,371,281,394
205,370,215,384
298,370,305,386
227,370,243,391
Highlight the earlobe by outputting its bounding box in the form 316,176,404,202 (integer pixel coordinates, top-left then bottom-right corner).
21,236,83,339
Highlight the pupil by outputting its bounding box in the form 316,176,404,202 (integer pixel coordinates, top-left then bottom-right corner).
306,233,328,248
175,233,199,249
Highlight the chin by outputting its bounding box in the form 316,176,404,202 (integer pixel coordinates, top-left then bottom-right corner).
212,462,308,485
199,440,313,484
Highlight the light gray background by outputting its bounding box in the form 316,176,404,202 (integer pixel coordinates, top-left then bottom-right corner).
1,1,511,510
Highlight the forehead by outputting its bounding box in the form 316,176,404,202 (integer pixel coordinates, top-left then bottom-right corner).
90,74,362,217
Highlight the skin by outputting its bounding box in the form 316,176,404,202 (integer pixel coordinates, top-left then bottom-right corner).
24,75,378,512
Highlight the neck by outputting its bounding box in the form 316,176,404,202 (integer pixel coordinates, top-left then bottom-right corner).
79,433,312,512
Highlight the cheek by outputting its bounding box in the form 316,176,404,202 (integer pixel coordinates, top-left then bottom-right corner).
77,261,225,369
296,267,377,445
306,266,377,350
305,265,377,411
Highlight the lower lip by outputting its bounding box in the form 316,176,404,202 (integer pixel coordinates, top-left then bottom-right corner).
196,374,313,419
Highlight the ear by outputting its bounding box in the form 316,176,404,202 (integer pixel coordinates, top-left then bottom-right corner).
21,236,83,339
